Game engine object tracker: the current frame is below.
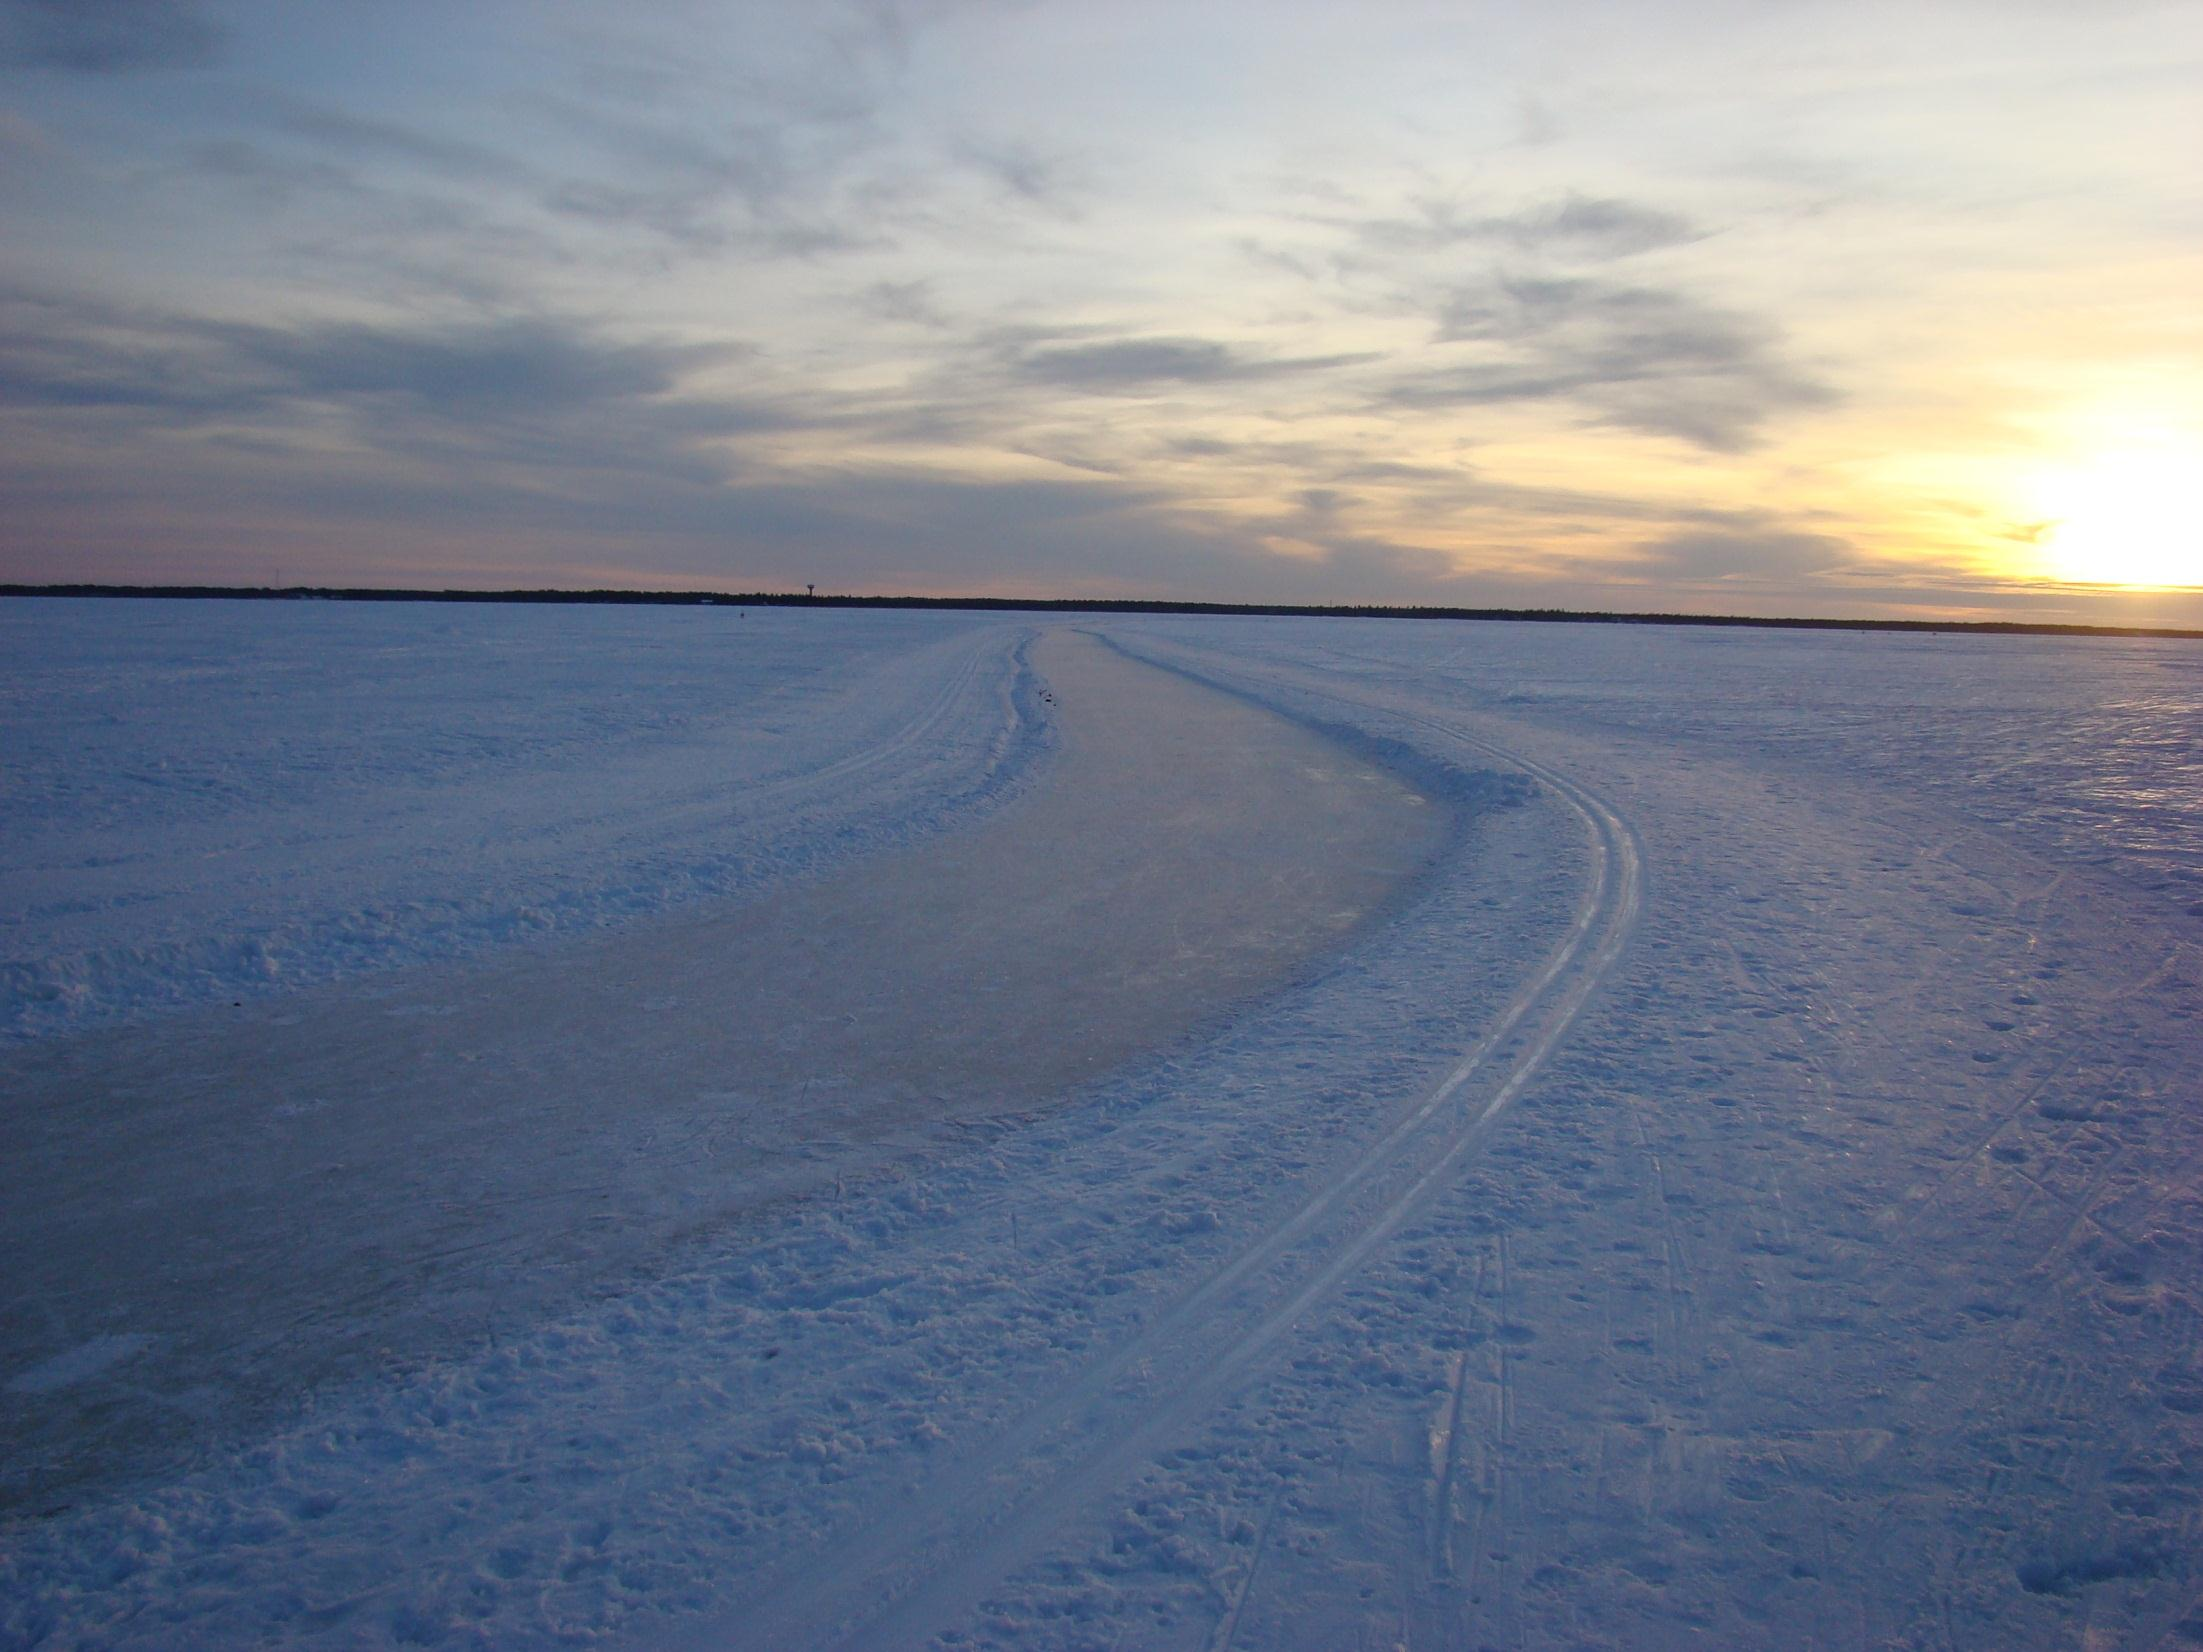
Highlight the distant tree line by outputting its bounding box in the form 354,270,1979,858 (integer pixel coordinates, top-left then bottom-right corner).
3,583,2197,641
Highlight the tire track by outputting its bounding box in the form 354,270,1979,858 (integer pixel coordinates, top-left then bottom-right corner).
1428,1347,1474,1582
694,662,1644,1651
1204,1484,1282,1652
547,626,1026,850
734,629,1015,805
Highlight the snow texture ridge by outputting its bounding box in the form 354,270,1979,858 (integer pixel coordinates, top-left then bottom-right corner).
0,601,1052,1044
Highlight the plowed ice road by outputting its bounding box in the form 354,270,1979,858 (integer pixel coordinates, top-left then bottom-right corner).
4,600,2201,1650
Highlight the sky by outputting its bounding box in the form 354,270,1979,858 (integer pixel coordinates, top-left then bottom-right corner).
1,0,2199,621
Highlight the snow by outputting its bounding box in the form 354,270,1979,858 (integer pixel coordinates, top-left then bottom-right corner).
4,1338,153,1399
0,627,1439,1516
3,603,2200,1650
0,600,1049,1044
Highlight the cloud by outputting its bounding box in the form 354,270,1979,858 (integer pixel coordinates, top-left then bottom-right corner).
1388,275,1833,451
1352,192,1701,261
1515,194,1703,258
0,287,1862,600
0,291,243,414
859,279,950,329
0,0,223,72
950,135,1087,216
675,468,1499,604
536,112,888,257
1,297,699,409
0,289,1909,609
1016,335,1372,392
0,288,1658,602
180,137,377,213
508,7,927,262
1019,337,1240,387
1637,525,1854,579
224,319,735,412
253,95,527,186
1515,93,1564,148
0,295,804,494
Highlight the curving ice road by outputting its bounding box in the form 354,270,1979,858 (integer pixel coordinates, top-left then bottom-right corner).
1,621,1440,1518
6,606,2201,1651
714,664,1643,1649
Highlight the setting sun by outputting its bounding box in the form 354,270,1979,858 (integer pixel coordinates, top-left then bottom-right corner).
2027,444,2202,589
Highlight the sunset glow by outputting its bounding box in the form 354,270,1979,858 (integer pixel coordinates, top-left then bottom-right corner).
1,0,2200,624
2027,442,2203,590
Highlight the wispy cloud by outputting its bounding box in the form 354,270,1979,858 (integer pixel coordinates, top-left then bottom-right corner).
535,105,885,256
1016,335,1374,393
1636,524,1854,580
0,0,223,73
1353,192,1703,261
0,295,793,484
859,278,951,329
951,136,1086,216
511,4,929,262
251,94,528,185
222,318,737,413
1387,276,1833,451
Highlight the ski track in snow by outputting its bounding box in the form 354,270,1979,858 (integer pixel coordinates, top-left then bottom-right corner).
5,607,2202,1650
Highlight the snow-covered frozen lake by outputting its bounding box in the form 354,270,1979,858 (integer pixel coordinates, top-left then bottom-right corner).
4,599,2200,1649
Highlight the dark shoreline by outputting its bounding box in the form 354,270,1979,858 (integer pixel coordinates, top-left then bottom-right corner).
5,582,2199,641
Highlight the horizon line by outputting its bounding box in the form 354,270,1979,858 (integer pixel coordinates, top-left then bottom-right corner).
5,582,2200,643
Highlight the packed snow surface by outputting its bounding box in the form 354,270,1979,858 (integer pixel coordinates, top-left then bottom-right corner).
4,603,2201,1650
0,600,1049,1044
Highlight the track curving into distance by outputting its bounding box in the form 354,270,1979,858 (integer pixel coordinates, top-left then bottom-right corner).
697,673,1645,1652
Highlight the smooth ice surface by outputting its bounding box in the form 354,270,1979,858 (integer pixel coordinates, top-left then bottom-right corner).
4,607,2201,1652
